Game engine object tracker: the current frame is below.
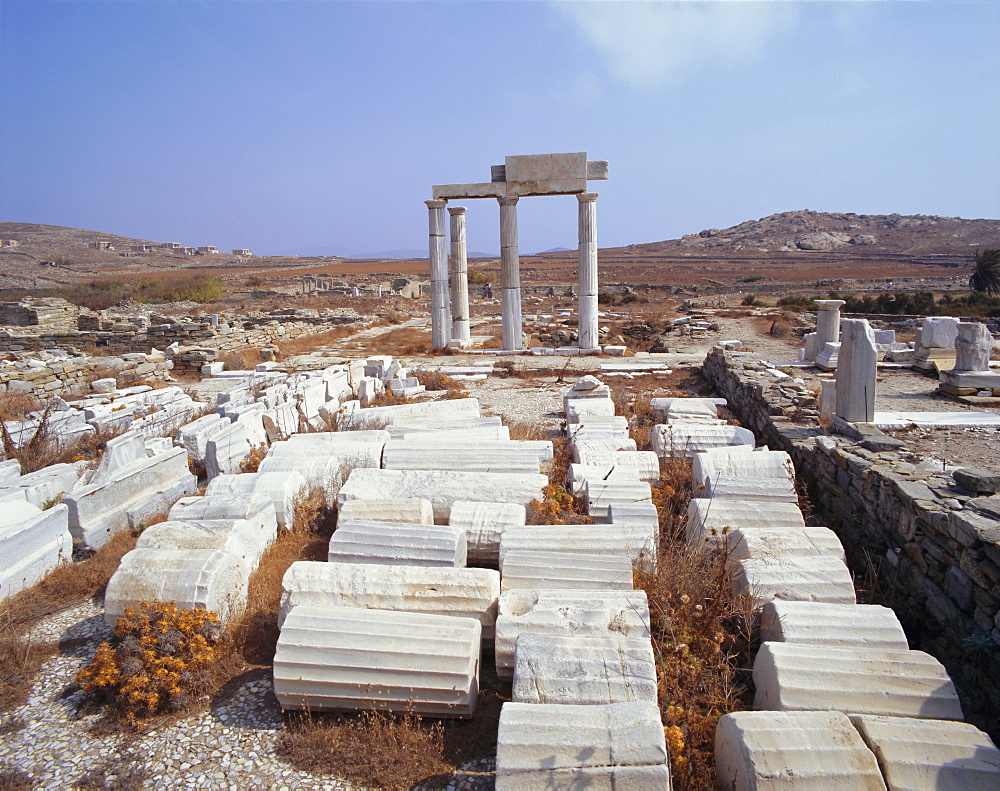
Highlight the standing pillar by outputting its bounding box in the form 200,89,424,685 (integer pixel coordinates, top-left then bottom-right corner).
811,299,846,359
426,199,451,349
448,206,471,345
577,192,599,350
499,196,522,350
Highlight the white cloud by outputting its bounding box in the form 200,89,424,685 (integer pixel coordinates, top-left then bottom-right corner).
554,0,800,89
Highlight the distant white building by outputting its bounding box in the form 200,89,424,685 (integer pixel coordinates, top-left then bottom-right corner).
179,246,196,255
91,241,115,250
163,242,183,250
134,244,151,253
197,246,219,254
232,248,252,256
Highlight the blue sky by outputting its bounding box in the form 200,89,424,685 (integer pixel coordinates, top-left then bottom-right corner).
2,0,998,257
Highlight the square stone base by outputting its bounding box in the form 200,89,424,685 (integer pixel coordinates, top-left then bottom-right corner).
939,370,1000,389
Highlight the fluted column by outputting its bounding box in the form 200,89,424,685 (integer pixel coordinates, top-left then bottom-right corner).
499,196,522,350
426,199,451,349
448,206,471,345
577,192,599,350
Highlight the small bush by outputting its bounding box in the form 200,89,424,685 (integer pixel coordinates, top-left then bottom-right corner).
239,443,268,473
740,294,761,307
76,601,220,724
466,269,494,285
768,319,792,338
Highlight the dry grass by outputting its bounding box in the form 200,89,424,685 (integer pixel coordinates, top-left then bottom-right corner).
526,434,593,525
0,530,137,713
368,390,409,408
273,324,360,358
238,443,268,473
0,392,42,422
504,420,549,442
643,454,756,788
217,348,260,372
413,370,469,401
364,326,432,355
1,399,122,474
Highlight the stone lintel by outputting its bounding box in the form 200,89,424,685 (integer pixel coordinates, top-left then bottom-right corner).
506,152,587,182
433,183,506,200
506,178,587,197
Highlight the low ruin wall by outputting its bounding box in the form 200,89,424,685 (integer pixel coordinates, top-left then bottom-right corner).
702,347,1000,737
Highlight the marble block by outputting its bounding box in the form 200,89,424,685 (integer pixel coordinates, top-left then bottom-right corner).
715,710,885,790
815,341,841,371
338,468,547,523
571,438,638,460
105,547,249,626
328,520,467,567
495,701,670,789
6,462,82,509
650,396,726,420
382,445,543,474
273,605,481,717
449,501,526,567
278,561,499,640
338,498,433,525
512,634,657,705
734,555,857,606
653,424,755,458
920,316,960,348
760,600,908,650
753,642,964,720
726,526,846,565
836,319,878,423
849,714,1000,790
204,422,251,480
707,477,798,502
204,471,306,531
500,523,655,571
0,500,70,602
494,589,651,680
686,499,805,546
338,397,480,429
500,550,634,592
693,449,793,489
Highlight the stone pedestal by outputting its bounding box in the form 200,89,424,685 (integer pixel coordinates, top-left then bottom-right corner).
811,300,845,363
499,197,523,350
835,319,877,424
815,342,841,372
577,193,599,350
912,316,959,371
448,207,471,346
938,322,1000,393
819,379,837,421
426,199,451,349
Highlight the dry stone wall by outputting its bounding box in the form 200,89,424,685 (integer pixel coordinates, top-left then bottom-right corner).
702,347,1000,737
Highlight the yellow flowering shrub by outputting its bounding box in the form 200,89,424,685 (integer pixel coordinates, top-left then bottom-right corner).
76,601,219,723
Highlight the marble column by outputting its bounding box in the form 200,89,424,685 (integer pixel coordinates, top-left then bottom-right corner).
448,206,471,345
835,318,877,423
426,199,451,349
954,322,993,372
809,299,845,363
499,196,522,350
577,193,599,350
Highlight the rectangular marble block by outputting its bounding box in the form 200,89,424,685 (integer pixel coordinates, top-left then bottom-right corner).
328,520,467,567
505,152,587,182
449,500,526,567
273,605,481,717
753,642,964,721
278,561,499,640
513,634,657,706
0,500,69,602
686,499,805,546
849,714,1000,790
693,449,794,489
760,601,908,650
653,424,755,457
338,468,547,523
494,589,651,680
734,555,857,607
382,445,544,474
495,701,670,789
726,526,846,566
500,550,634,592
500,523,656,571
337,498,433,525
715,710,886,791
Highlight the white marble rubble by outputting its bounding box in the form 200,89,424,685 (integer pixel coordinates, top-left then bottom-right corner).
686,499,806,546
653,424,755,457
0,490,70,602
449,500,526,567
204,471,306,531
500,550,634,592
328,520,467,567
733,555,857,606
338,497,434,525
500,523,655,571
760,600,909,650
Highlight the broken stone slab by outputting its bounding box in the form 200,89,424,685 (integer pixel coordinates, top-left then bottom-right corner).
328,520,467,567
278,560,499,641
104,547,250,626
921,316,961,349
4,462,83,509
849,714,1000,789
734,555,857,606
338,468,547,523
338,397,481,430
382,445,544,474
134,516,273,568
572,450,660,477
565,397,617,424
0,459,21,484
715,710,886,791
338,497,434,525
815,341,841,371
605,500,660,529
686,499,806,546
396,425,511,442
707,476,799,502
650,396,726,420
726,526,846,566
571,438,638,460
566,464,646,495
583,479,653,521
754,642,964,720
512,634,656,705
952,468,1000,495
653,424,755,457
273,605,481,717
269,437,382,471
262,403,299,442
693,449,793,489
204,422,252,480
500,550,634,592
204,471,306,531
0,496,70,602
760,600,908,650
64,446,197,551
387,438,554,464
494,589,651,680
449,500,526,567
90,430,147,486
501,523,655,571
566,423,633,443
495,701,670,789
257,456,344,498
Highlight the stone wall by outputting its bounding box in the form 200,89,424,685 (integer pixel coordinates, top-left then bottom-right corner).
0,298,81,331
702,347,1000,737
0,355,173,399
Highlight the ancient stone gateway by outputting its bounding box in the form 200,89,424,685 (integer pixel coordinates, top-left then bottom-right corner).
429,152,608,350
